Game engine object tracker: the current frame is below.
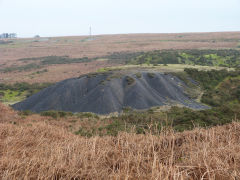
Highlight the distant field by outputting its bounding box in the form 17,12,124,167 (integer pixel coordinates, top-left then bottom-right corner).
0,61,117,83
0,32,239,83
1,32,240,63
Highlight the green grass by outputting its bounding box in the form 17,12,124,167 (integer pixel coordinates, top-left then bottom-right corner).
237,43,240,48
97,67,109,73
0,90,27,105
0,82,53,105
179,53,195,65
126,49,240,68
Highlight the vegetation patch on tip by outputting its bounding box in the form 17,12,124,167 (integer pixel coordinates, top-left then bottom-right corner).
125,76,135,85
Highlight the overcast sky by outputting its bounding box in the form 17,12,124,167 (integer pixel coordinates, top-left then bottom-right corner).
0,0,239,37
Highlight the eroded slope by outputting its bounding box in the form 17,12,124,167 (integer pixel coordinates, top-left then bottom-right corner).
13,70,207,114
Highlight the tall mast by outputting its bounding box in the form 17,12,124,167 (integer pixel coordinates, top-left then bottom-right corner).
89,26,92,37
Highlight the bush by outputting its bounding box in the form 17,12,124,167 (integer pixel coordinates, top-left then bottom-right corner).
0,92,4,97
74,127,96,137
19,56,90,65
0,82,52,97
2,63,42,72
19,110,34,116
125,76,135,85
40,111,73,119
76,112,99,119
147,73,155,78
135,73,142,78
183,68,239,90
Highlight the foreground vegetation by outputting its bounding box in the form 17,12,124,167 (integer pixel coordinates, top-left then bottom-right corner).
11,68,239,136
1,102,240,179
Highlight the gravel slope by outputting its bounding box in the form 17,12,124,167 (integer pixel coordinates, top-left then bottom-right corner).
13,71,208,114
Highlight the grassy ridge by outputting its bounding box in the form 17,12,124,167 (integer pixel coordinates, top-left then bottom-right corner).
126,49,240,67
19,55,90,65
2,49,239,73
1,56,91,72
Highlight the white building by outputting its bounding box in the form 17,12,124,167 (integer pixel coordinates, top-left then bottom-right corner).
0,33,17,39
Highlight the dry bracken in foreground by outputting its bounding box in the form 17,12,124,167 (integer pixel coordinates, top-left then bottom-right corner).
0,103,240,179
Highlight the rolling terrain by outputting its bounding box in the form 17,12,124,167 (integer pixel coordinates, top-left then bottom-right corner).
0,32,240,83
1,32,240,179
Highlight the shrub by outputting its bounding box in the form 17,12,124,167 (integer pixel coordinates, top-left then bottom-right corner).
40,111,73,119
147,73,155,78
0,92,4,97
40,111,59,119
2,63,42,72
0,82,52,97
19,110,34,116
135,73,142,78
74,127,96,137
126,49,240,68
76,112,99,119
125,76,135,85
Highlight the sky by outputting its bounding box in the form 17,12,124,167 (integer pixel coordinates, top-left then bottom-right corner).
0,0,239,37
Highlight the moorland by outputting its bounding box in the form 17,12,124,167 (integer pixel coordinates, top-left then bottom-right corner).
0,32,240,179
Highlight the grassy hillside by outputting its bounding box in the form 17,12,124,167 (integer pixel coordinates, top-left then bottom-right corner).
0,68,238,133
126,49,240,68
1,32,240,83
11,69,238,136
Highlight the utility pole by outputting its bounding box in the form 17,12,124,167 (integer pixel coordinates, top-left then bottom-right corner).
89,26,92,37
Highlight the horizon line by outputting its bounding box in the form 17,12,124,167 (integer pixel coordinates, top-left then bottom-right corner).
13,30,240,39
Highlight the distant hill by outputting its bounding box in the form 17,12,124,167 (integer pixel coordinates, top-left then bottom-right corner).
1,31,240,84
